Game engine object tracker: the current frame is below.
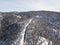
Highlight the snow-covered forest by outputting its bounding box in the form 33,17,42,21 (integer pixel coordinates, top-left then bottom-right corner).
0,11,60,45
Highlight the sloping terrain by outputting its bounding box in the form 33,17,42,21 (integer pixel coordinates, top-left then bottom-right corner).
0,11,60,45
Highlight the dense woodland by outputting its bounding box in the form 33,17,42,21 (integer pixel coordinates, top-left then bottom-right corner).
0,11,60,45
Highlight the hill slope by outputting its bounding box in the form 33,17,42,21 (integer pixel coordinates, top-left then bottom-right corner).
0,11,60,45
